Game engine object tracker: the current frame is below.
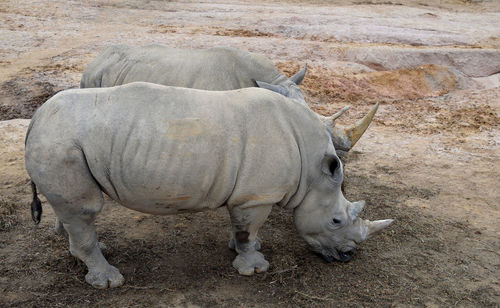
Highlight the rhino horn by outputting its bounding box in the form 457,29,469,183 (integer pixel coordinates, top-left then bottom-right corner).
343,101,379,147
349,200,365,220
289,64,308,85
364,219,394,240
331,105,350,121
317,105,350,128
326,102,379,154
349,218,394,243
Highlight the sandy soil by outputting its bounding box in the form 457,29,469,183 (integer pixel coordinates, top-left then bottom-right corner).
0,0,499,306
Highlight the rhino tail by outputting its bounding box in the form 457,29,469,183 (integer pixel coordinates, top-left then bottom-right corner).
26,113,42,224
30,180,42,224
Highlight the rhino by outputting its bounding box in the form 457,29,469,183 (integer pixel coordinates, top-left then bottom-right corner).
80,44,378,157
25,82,393,289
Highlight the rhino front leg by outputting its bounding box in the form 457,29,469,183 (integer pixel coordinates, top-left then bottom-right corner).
228,204,272,276
228,235,261,251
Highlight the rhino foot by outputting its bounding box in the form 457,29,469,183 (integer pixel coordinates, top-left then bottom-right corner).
85,264,124,289
228,236,261,251
232,251,269,276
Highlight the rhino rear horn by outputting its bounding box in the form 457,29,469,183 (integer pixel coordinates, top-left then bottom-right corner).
317,105,350,129
331,105,350,121
349,200,365,220
289,64,307,85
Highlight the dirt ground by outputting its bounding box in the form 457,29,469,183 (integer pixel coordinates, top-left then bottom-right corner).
0,0,499,307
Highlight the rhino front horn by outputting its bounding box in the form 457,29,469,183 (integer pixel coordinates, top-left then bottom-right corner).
365,219,394,239
330,102,380,155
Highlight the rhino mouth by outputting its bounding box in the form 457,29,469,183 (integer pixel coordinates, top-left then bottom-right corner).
320,249,355,263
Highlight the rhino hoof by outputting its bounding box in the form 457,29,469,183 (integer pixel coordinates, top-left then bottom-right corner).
85,265,124,289
232,251,269,276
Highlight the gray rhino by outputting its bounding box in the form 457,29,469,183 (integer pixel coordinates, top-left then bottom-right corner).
80,44,308,103
25,82,393,289
80,44,378,157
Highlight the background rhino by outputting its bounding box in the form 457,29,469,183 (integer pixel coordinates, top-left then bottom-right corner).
81,44,307,103
25,82,393,289
80,44,378,157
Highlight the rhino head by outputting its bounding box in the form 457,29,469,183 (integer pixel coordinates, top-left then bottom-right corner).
294,144,394,262
255,64,308,105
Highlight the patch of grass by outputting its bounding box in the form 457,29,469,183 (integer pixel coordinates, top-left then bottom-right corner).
0,198,18,231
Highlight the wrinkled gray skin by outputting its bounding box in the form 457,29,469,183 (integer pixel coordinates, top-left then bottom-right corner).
81,44,307,104
25,83,393,289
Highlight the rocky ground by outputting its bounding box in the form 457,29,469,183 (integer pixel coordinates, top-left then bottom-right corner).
0,0,499,306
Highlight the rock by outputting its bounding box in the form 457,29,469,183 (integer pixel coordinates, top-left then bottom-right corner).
325,61,376,75
472,73,500,89
344,47,500,78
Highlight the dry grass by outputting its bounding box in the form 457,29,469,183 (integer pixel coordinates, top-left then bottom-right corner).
0,198,17,231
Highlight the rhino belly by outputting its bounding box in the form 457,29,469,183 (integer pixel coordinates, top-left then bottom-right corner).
109,184,223,216
82,121,240,215
93,158,239,215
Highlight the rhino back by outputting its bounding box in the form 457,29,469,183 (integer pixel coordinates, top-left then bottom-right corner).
27,83,326,214
81,45,282,90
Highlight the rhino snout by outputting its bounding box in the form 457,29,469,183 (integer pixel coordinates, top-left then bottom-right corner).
338,250,354,262
320,248,356,263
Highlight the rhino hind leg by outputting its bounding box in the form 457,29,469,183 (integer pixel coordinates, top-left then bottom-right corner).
53,189,121,289
29,146,123,289
55,217,107,250
228,204,272,276
63,212,123,289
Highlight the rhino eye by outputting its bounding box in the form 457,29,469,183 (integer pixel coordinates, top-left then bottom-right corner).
332,218,341,224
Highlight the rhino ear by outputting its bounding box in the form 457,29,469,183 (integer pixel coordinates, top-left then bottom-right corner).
256,81,288,96
290,64,307,85
321,153,342,180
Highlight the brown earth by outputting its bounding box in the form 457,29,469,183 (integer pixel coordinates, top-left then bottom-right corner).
0,0,499,307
